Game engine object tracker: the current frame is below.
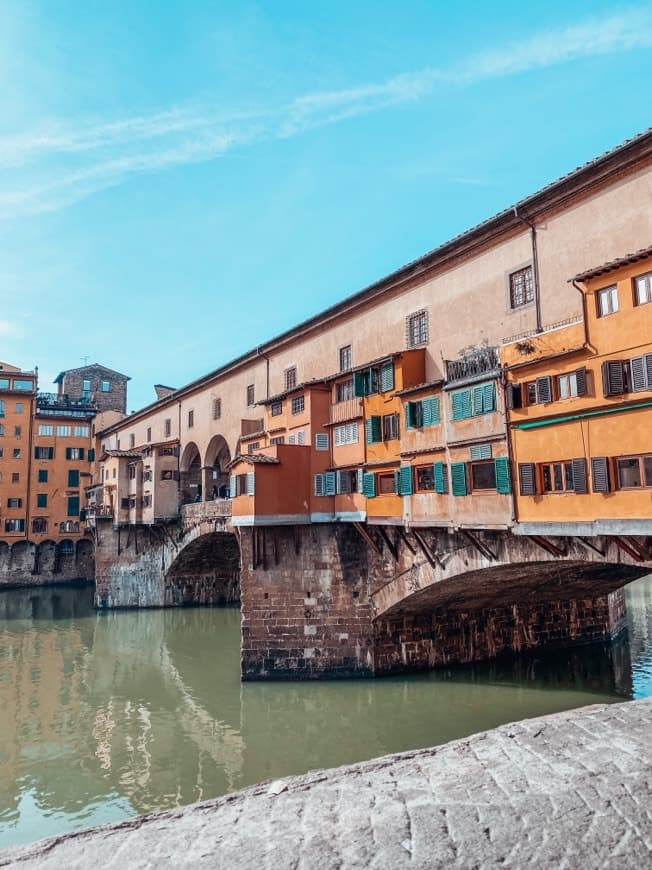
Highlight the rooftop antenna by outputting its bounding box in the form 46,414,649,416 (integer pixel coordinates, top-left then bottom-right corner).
81,355,90,366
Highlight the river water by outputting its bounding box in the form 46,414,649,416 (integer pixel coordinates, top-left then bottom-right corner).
0,576,651,849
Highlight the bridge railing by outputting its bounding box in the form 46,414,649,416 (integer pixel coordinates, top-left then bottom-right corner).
181,499,232,525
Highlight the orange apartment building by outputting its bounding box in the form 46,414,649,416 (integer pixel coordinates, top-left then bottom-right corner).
503,245,652,540
0,362,37,539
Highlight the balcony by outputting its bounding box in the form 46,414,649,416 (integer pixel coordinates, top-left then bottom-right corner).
59,521,81,534
446,346,500,383
36,392,97,418
330,397,364,424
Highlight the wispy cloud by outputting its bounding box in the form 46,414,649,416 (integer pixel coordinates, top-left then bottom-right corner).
1,6,650,219
0,319,21,338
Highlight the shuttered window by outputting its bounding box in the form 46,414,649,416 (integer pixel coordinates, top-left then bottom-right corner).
470,444,492,461
37,493,47,508
535,376,552,404
246,472,255,495
314,474,325,496
557,368,588,399
324,472,336,496
591,457,611,493
451,462,467,496
433,461,448,494
630,353,652,392
336,470,351,494
398,465,413,496
571,458,588,494
518,463,537,496
315,433,330,451
67,496,80,517
504,383,523,410
68,470,79,487
452,383,495,419
405,401,424,429
363,472,376,498
494,457,511,494
451,390,472,420
602,360,627,396
365,416,382,444
379,362,395,392
421,396,440,426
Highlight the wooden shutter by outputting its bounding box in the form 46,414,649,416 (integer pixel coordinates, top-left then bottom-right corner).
363,472,376,498
452,390,472,420
433,461,446,494
630,355,648,392
357,468,364,493
494,457,511,494
421,397,433,427
88,448,95,462
353,371,366,397
68,470,79,487
65,447,72,460
571,458,588,494
393,470,400,494
482,382,495,412
575,367,588,397
602,360,625,396
591,457,610,493
535,376,552,404
314,474,324,496
470,444,492,461
379,361,395,392
505,383,521,410
67,496,80,517
451,462,467,496
405,402,415,429
315,433,329,451
518,463,536,496
324,472,336,496
246,472,255,495
431,396,441,424
472,385,484,415
372,416,382,442
399,465,413,496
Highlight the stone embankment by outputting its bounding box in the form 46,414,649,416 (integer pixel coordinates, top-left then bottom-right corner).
1,699,650,869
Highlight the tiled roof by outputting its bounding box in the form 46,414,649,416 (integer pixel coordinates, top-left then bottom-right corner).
227,453,280,469
395,378,445,397
572,244,652,282
101,449,143,459
258,380,328,405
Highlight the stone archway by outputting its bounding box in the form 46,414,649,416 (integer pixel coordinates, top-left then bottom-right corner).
164,531,240,606
180,442,202,505
203,435,232,501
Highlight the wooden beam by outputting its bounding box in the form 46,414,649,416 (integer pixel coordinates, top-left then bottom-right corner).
353,522,382,556
461,529,498,562
577,536,606,558
397,526,417,555
529,535,564,558
378,526,399,563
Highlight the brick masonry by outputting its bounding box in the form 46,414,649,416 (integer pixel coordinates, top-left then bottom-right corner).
0,539,94,588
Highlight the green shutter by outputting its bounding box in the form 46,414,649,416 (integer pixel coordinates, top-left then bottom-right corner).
494,457,511,494
353,371,366,397
451,390,472,420
88,448,95,462
399,465,413,496
405,402,416,429
472,385,485,415
363,472,376,498
422,397,433,427
366,416,381,443
67,496,80,516
65,447,72,460
470,444,492,461
433,461,446,494
68,470,79,487
393,470,400,494
324,471,336,496
379,361,395,392
451,463,467,496
482,382,495,413
37,493,47,508
422,396,440,426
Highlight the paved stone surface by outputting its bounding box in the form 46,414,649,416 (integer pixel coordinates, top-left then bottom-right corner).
1,699,651,869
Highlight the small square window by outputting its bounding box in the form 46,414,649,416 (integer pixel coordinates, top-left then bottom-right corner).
470,461,497,490
270,401,283,417
101,381,111,392
634,272,652,306
291,395,305,415
596,285,619,317
339,345,352,372
12,472,20,483
509,266,534,308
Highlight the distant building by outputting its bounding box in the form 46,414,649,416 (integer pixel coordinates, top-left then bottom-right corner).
53,364,130,414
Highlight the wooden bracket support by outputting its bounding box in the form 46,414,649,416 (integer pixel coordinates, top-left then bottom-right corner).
461,529,497,561
397,526,417,555
611,535,646,562
353,522,382,556
412,530,443,569
529,535,565,558
577,536,606,558
378,526,399,563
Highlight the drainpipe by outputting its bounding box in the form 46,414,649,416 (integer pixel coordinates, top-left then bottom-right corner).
257,347,270,400
572,279,596,353
513,207,543,334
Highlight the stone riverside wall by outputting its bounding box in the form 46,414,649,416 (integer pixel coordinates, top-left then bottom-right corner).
374,588,626,674
2,698,650,869
0,540,94,589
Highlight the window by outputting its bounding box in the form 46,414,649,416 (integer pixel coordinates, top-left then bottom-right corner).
74,426,90,437
15,403,23,413
213,398,222,420
616,455,652,489
160,446,176,456
540,461,574,493
634,272,652,306
101,381,111,392
142,495,152,508
14,426,21,437
82,379,91,394
334,423,358,446
38,424,54,436
7,498,22,508
509,266,534,308
128,464,137,479
339,345,352,372
405,396,440,429
32,518,48,534
353,362,394,397
37,493,48,508
0,382,7,391
315,432,330,450
247,442,260,454
147,427,152,443
11,473,19,483
271,401,282,416
188,410,194,428
284,367,297,391
365,416,382,444
56,425,71,437
129,434,135,448
0,424,4,436
471,461,497,490
13,449,20,458
335,379,354,403
335,469,361,494
12,380,33,391
297,430,305,445
143,469,153,481
161,469,174,480
246,384,255,406
416,466,435,491
67,496,80,516
270,436,285,445
596,285,619,317
291,395,305,414
34,446,54,460
164,418,172,437
68,470,79,487
66,447,84,460
382,413,399,441
630,354,652,392
0,400,4,417
38,470,48,483
4,519,25,532
451,382,495,419
406,309,428,347
376,473,395,495
556,368,588,400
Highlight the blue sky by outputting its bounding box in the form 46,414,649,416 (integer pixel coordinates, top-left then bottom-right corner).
1,1,652,410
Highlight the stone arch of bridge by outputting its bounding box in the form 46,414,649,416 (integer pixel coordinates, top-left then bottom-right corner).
164,530,241,607
203,434,232,501
180,441,202,504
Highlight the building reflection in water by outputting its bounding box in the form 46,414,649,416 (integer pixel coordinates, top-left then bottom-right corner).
0,575,650,848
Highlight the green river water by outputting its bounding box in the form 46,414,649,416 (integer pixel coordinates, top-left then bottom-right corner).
0,575,650,848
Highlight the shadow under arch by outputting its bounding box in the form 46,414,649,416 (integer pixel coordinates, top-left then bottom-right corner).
203,434,232,500
164,531,240,606
180,441,202,504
